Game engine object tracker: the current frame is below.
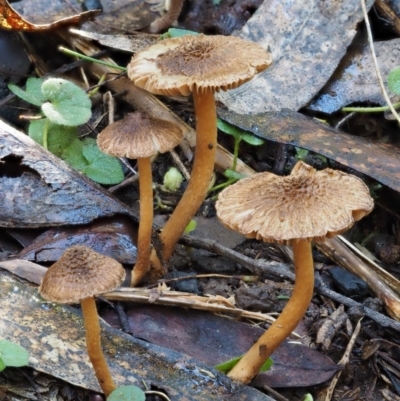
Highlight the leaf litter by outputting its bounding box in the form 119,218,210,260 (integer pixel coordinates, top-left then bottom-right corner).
0,2,396,398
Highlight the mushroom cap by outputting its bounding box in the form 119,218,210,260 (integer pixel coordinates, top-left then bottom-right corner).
216,161,374,244
127,34,272,96
39,245,126,303
97,112,184,158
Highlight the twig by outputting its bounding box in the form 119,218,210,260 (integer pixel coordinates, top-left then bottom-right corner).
169,148,191,180
317,318,362,401
178,235,295,281
178,235,400,333
360,0,400,124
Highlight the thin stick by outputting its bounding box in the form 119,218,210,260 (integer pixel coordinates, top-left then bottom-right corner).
359,0,400,124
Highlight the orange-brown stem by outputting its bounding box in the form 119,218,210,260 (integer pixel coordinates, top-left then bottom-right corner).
81,297,116,396
228,239,314,384
150,90,217,268
148,0,184,33
131,157,154,286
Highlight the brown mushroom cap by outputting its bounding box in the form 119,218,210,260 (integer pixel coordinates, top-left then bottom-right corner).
97,112,184,159
216,161,374,244
39,245,126,303
127,34,272,96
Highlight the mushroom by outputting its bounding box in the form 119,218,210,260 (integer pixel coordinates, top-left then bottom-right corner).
128,34,271,267
39,245,126,396
97,112,184,286
147,0,184,33
215,161,374,384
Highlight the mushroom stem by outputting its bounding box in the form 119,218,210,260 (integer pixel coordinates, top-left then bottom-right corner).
81,297,116,396
131,157,154,286
228,239,314,384
147,0,184,33
151,90,217,267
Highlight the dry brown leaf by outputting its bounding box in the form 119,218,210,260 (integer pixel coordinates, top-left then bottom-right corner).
0,0,99,31
309,38,400,113
217,0,374,113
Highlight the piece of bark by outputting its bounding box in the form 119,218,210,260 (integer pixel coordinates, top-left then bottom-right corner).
0,120,138,228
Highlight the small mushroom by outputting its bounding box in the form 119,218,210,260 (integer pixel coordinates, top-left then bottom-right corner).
39,245,126,396
147,0,184,33
97,112,184,286
128,34,271,267
216,161,374,383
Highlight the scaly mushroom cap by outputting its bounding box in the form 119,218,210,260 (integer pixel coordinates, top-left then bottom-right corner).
39,245,126,303
216,161,374,244
97,112,184,159
127,34,272,96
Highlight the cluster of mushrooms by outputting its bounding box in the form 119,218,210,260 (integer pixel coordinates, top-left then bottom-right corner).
38,32,374,396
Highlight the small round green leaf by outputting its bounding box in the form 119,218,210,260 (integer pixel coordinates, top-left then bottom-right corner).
62,139,87,171
29,119,78,156
81,138,124,184
8,77,46,107
41,78,92,126
388,67,400,95
107,385,146,401
0,340,29,368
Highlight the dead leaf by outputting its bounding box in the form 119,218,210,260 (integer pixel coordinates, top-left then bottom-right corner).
101,304,340,388
0,0,100,31
69,28,158,53
218,108,400,193
17,217,138,264
217,0,374,113
0,119,138,228
0,272,274,401
309,39,400,113
12,0,155,33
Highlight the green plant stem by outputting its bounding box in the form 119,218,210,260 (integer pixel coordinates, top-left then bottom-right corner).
43,119,49,149
58,46,127,71
232,137,241,171
342,101,400,112
209,177,238,194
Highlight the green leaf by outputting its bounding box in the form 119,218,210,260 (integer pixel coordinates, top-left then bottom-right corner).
224,169,246,180
388,67,400,95
241,133,264,146
81,138,124,184
215,355,273,374
295,147,309,161
215,355,242,373
41,78,92,126
0,340,29,368
161,28,199,39
217,118,263,145
29,119,78,156
259,357,273,372
0,357,5,372
8,77,46,107
184,219,197,235
62,139,88,172
107,385,146,401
